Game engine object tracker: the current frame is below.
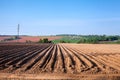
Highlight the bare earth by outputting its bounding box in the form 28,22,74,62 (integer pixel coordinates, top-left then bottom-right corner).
0,43,120,80
9,36,62,42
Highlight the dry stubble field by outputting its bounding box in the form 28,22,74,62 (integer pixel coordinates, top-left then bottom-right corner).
0,43,120,80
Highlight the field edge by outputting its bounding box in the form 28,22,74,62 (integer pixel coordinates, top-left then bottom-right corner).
0,73,120,80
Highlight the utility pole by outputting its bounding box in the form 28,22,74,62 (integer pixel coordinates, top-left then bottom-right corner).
17,24,20,43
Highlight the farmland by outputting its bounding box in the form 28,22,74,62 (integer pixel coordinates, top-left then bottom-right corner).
0,43,120,79
0,36,62,43
53,35,120,44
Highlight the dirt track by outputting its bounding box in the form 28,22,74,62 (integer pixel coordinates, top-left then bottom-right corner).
0,43,120,79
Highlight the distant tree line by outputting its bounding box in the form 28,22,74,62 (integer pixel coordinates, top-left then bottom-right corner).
77,35,120,43
56,34,78,36
54,35,120,44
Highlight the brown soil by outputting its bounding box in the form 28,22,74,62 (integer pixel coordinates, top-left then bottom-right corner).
0,43,120,80
0,36,11,41
8,36,62,42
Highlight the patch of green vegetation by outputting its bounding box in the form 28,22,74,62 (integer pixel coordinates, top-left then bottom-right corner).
38,38,52,43
52,35,120,44
52,36,80,43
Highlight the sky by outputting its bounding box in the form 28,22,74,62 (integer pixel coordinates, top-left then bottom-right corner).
0,0,120,35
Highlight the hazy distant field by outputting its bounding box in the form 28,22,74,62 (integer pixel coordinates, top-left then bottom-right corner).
0,43,120,79
0,36,62,43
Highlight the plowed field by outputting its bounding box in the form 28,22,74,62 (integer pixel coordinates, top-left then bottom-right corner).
0,43,120,80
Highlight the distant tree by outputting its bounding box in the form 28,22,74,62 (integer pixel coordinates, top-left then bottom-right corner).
38,38,52,43
43,38,49,43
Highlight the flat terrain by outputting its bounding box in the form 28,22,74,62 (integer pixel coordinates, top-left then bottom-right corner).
0,36,62,42
0,36,11,41
0,43,120,79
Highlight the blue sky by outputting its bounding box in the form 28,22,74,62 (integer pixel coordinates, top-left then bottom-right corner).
0,0,120,35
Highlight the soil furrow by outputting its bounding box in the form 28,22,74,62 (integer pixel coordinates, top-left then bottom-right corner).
43,45,57,72
29,45,54,73
63,45,101,73
59,44,75,73
94,56,119,72
13,45,50,71
24,44,53,73
0,46,34,60
104,55,120,65
2,46,42,66
60,44,78,73
0,46,48,72
0,43,120,79
58,44,67,73
63,45,94,71
98,56,120,71
39,45,54,70
52,44,66,73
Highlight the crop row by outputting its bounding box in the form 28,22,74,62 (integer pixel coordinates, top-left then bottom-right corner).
0,44,120,74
